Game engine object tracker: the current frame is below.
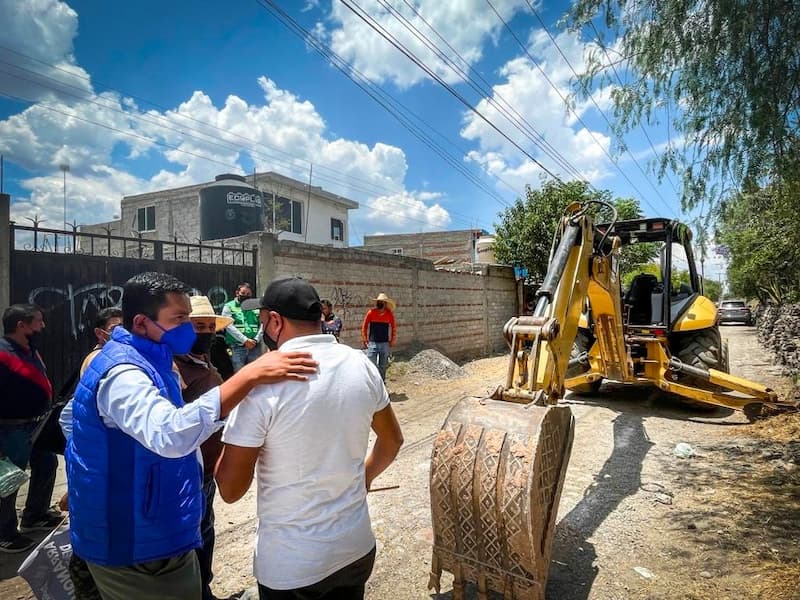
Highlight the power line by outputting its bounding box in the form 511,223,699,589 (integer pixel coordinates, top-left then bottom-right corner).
335,0,567,183
376,0,586,182
485,0,672,218
0,61,499,232
523,0,679,218
0,43,502,216
251,2,514,210
0,60,472,222
0,91,477,232
583,18,681,196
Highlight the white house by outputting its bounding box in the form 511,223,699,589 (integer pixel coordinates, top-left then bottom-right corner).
81,171,358,248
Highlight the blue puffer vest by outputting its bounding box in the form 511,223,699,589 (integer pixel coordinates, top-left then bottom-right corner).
66,327,203,566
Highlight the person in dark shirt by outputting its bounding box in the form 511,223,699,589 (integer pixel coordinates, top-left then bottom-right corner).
360,293,397,381
174,296,232,600
320,299,343,341
0,304,62,553
80,307,124,376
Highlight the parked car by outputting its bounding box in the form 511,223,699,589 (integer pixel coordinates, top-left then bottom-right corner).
718,299,753,325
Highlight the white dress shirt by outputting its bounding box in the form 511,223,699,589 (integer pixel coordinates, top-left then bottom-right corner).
60,365,223,459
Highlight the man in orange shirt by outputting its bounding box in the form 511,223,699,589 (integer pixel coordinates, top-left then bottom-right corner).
360,293,396,381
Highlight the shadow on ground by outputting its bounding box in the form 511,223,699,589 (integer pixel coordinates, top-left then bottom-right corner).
546,412,654,600
564,382,737,423
428,412,654,600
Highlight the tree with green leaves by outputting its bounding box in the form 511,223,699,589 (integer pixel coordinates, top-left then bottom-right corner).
566,0,800,212
715,180,800,303
493,179,657,282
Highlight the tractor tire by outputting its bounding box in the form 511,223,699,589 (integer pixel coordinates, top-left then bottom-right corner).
674,327,726,396
566,328,602,394
721,339,730,374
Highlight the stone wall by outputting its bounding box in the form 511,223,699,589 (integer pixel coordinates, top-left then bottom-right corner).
757,304,800,376
240,232,517,360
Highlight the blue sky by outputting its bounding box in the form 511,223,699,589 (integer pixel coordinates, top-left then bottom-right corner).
0,0,725,280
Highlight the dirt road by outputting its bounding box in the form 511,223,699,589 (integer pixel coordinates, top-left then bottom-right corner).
211,324,798,600
2,325,798,599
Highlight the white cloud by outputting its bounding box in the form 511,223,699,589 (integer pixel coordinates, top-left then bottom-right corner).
360,189,451,232
11,165,147,229
3,76,448,236
0,2,450,239
325,0,530,89
0,0,92,102
461,29,616,190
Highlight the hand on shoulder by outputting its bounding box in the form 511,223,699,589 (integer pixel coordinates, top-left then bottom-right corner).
243,350,318,384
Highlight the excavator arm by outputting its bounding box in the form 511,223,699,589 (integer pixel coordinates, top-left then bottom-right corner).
429,201,797,600
493,201,628,405
428,202,613,600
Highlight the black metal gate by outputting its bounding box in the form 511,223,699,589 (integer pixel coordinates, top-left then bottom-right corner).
9,223,257,394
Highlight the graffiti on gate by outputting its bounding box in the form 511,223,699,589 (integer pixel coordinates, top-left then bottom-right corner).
190,286,230,311
28,283,233,339
29,283,124,339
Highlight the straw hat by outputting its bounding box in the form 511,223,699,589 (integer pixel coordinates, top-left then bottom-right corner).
371,292,396,312
190,296,233,332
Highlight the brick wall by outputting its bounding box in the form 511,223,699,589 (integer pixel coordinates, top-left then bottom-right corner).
362,229,481,264
240,232,517,360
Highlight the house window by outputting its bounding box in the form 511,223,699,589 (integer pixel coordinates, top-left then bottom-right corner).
390,248,403,255
331,218,344,241
267,196,303,235
136,206,156,232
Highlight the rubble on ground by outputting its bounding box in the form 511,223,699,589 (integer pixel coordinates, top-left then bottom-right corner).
406,349,467,379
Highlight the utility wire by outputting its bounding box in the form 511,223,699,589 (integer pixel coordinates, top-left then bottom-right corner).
252,0,518,208
252,1,513,209
0,91,474,232
584,18,681,196
336,0,566,183
397,0,572,176
0,45,372,193
524,0,679,217
377,0,586,181
0,61,494,227
0,43,501,215
485,0,670,217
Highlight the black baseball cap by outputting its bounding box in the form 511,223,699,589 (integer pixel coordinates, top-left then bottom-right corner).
241,277,322,321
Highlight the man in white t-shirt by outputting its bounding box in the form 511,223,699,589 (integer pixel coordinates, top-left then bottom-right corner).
215,277,404,600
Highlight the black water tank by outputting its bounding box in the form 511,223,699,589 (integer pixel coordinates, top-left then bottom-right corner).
199,174,263,241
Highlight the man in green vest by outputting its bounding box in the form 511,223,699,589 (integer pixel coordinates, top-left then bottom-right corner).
221,283,263,372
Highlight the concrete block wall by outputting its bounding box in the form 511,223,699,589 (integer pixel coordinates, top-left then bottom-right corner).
249,232,516,360
363,229,480,263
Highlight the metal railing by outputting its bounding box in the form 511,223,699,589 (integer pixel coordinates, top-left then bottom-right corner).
10,223,257,266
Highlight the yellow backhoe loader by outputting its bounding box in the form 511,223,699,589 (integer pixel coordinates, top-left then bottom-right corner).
428,201,798,600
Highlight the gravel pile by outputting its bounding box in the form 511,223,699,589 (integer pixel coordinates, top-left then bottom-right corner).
407,349,467,379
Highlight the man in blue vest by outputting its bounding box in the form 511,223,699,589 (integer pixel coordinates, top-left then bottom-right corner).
64,272,317,600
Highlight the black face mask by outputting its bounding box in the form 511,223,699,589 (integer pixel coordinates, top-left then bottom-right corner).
376,302,385,310
237,295,251,304
264,316,281,351
26,330,42,350
191,333,214,355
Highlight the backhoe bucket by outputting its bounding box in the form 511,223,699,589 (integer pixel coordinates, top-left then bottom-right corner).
428,398,575,600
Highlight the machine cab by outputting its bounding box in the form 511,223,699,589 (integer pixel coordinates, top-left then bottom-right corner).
598,218,708,333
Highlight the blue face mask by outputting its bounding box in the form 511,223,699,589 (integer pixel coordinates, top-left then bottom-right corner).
151,320,197,355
